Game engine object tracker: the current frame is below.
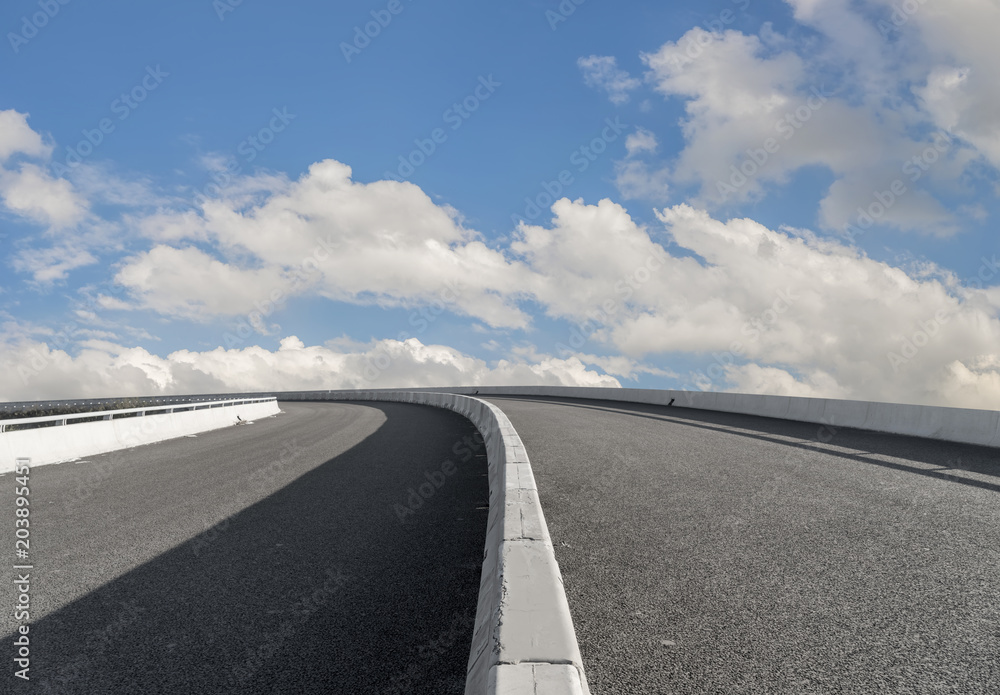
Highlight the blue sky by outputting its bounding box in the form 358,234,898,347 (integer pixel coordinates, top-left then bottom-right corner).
1,0,998,407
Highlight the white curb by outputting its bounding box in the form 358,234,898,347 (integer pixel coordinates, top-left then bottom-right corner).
281,390,589,694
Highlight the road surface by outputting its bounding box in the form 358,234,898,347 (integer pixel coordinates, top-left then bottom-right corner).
483,395,1000,695
1,401,488,695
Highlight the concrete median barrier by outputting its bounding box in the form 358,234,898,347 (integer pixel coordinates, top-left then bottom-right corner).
371,386,999,450
277,390,590,695
0,397,280,472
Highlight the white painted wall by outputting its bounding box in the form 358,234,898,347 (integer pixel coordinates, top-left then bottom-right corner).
277,389,589,695
0,399,280,472
362,386,1000,449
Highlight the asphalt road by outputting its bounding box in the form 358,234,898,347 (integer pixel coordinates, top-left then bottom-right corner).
1,401,488,695
483,395,1000,695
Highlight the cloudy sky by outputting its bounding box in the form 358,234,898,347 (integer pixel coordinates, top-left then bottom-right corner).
1,0,998,407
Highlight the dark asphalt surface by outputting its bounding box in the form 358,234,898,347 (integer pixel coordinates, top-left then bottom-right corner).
1,401,488,695
483,395,1000,695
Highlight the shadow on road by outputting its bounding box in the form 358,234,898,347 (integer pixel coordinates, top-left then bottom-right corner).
5,402,488,695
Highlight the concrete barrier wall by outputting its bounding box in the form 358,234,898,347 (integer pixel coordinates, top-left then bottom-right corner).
308,386,999,449
0,399,280,473
278,390,589,695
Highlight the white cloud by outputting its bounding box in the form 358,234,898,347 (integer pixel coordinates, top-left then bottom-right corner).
577,55,641,104
0,335,619,400
511,197,671,324
625,129,658,156
511,197,1000,408
614,159,672,202
130,209,208,243
0,110,87,231
566,353,675,380
722,363,850,399
66,162,167,208
0,163,88,229
614,129,672,202
641,28,891,208
7,185,1000,409
113,245,292,321
817,163,959,238
114,160,536,328
4,93,997,411
884,0,1000,168
11,244,98,284
0,110,50,161
643,29,805,120
626,14,996,236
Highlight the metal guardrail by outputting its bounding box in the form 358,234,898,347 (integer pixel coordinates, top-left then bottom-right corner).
0,397,277,433
0,393,268,417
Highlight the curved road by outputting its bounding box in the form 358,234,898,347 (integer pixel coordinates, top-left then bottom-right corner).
1,401,488,695
483,395,1000,695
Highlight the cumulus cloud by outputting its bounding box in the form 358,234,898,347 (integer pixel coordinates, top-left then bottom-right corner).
615,129,670,202
6,183,1000,408
873,0,1000,169
0,110,111,284
11,245,98,284
512,197,1000,408
617,9,997,236
577,55,641,104
114,160,536,328
0,110,51,161
641,29,890,207
511,197,671,324
4,97,998,411
614,160,672,202
0,163,88,229
0,111,87,229
114,245,292,322
0,335,619,401
625,129,658,157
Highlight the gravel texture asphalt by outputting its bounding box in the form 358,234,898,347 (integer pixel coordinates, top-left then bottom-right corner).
1,401,488,695
483,395,1000,695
